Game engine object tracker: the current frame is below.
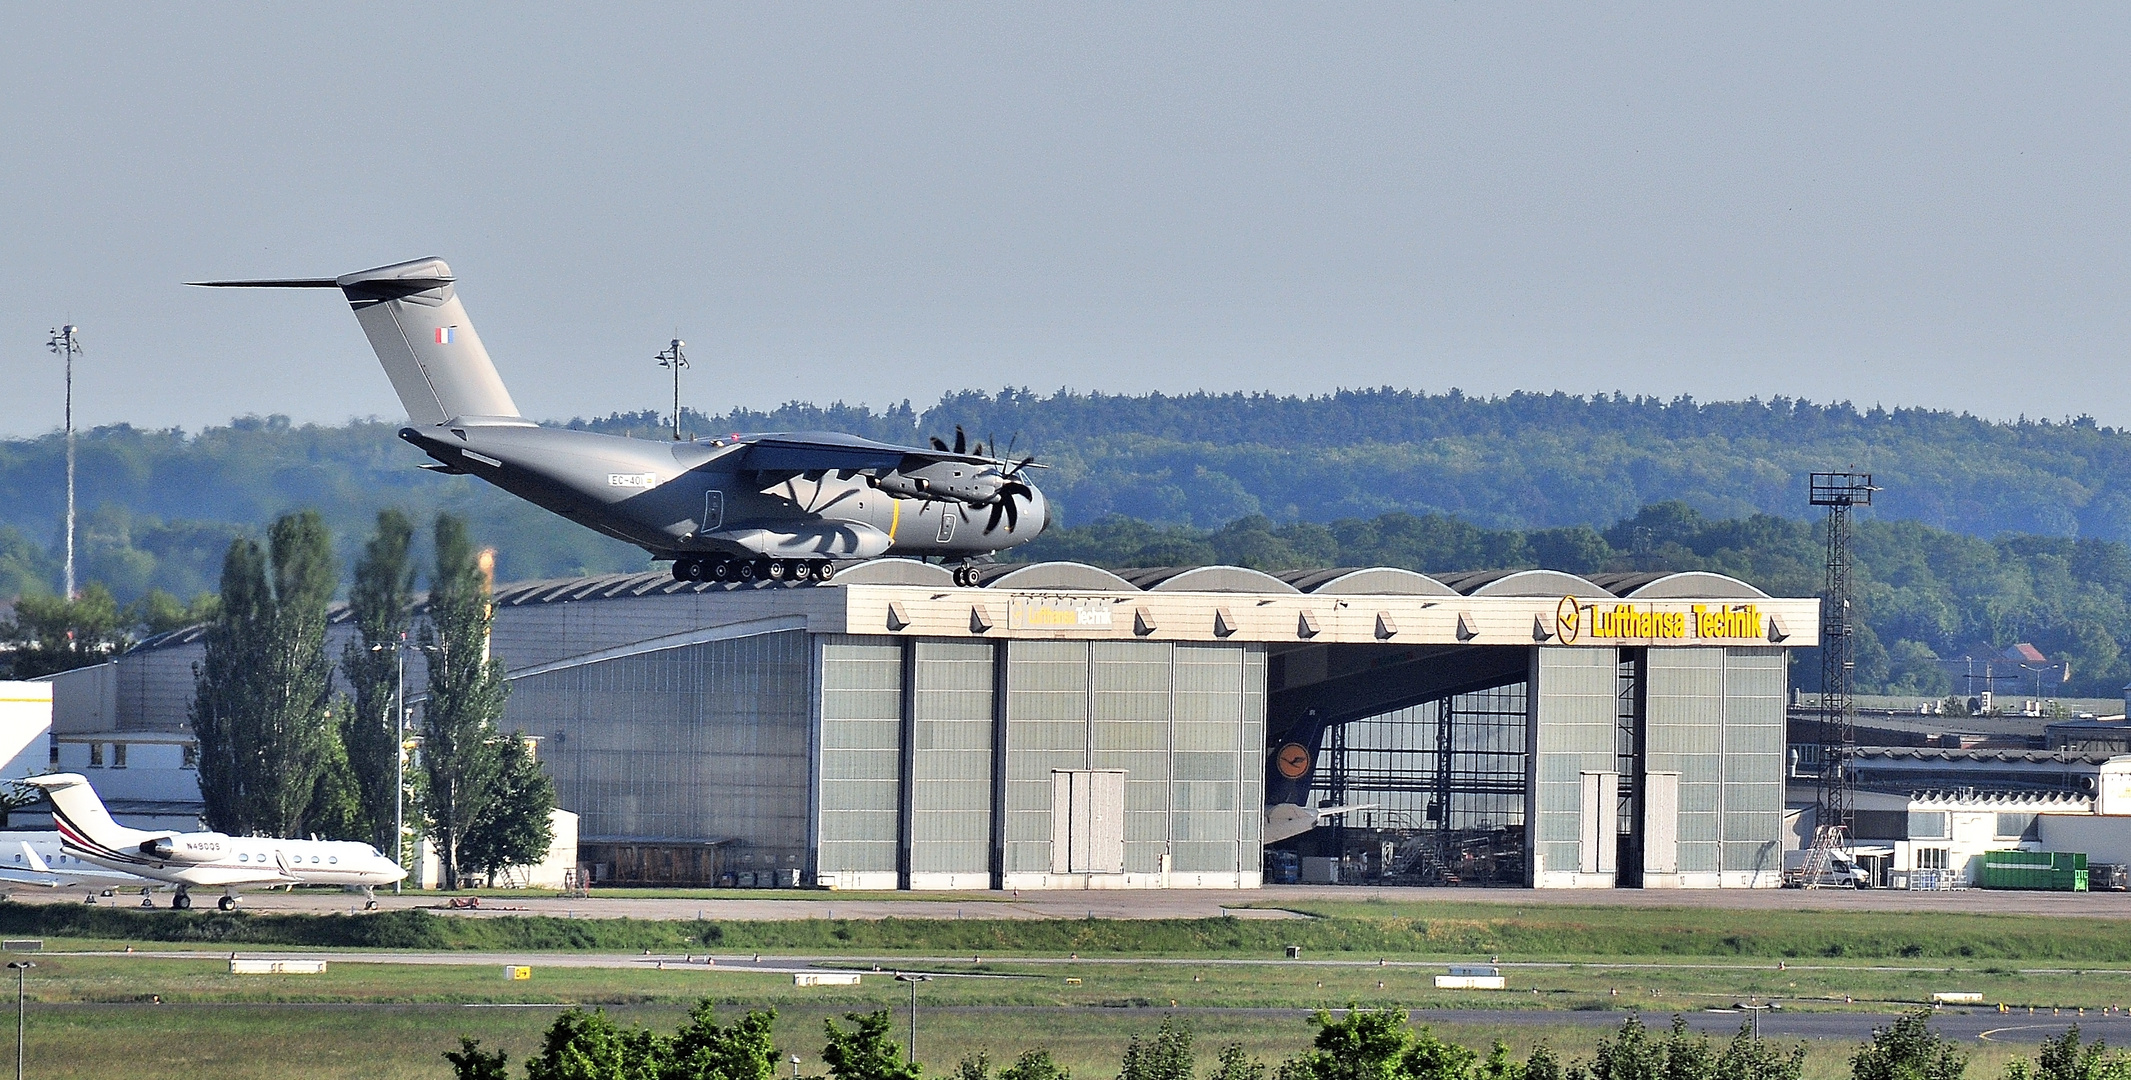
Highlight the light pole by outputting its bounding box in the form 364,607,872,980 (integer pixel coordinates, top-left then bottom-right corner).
656,337,687,441
8,960,32,1080
44,326,81,599
893,973,930,1064
371,634,410,893
789,1055,801,1079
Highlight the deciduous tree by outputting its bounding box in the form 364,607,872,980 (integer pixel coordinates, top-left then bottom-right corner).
341,508,416,854
462,732,558,885
823,1010,921,1080
190,511,338,836
419,514,509,889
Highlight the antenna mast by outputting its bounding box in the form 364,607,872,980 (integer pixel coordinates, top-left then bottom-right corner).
655,337,688,441
1805,471,1875,884
45,325,82,599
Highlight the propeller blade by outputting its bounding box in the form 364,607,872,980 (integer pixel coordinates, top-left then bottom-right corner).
930,436,950,451
972,442,984,459
1010,456,1037,476
953,426,967,455
986,502,1007,533
1003,493,1019,531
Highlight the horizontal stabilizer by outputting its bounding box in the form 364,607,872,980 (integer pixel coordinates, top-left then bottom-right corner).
187,258,517,427
185,278,344,288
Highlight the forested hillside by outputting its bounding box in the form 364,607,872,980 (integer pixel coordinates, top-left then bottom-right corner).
1022,502,2131,698
4,388,2131,601
3,388,2131,696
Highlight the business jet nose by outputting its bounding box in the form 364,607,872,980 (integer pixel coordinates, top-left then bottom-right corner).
383,861,409,882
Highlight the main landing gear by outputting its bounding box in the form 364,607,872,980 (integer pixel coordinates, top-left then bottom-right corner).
671,556,835,584
173,886,191,910
219,892,240,911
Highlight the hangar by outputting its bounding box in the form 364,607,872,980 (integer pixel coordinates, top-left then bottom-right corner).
46,560,1818,891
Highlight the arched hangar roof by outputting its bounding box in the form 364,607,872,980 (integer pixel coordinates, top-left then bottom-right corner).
125,560,1773,658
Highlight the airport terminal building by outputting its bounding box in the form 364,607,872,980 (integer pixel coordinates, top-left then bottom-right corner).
46,560,1818,891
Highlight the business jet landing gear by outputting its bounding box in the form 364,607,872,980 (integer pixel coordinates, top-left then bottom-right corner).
218,893,240,912
139,887,157,909
361,885,379,911
172,887,192,910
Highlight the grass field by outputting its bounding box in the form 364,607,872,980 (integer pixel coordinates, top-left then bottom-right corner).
20,1002,1982,1080
0,897,2119,1079
9,897,2131,964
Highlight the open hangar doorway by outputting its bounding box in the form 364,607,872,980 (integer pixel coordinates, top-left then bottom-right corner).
1264,638,1787,889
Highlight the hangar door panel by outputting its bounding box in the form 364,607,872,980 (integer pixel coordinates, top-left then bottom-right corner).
1051,769,1126,873
817,638,904,880
1644,647,1785,881
910,640,994,879
1642,771,1679,874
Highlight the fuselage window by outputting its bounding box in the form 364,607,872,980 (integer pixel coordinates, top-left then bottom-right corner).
238,853,248,863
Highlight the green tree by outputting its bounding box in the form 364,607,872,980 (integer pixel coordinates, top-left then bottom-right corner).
341,508,417,855
823,1010,921,1080
954,1049,1073,1080
419,514,510,889
0,584,130,679
189,511,339,836
667,1002,781,1080
445,1038,510,1080
127,588,219,636
1206,1046,1263,1080
303,724,364,840
1851,1010,1966,1080
460,733,559,885
1120,1018,1194,1080
524,1007,662,1080
1274,1007,1413,1080
1712,1023,1803,1080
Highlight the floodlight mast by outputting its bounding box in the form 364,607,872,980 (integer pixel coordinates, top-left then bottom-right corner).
45,325,82,599
656,337,688,441
1807,472,1875,884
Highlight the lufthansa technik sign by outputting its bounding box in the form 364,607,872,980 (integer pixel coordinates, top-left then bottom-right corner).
1555,597,1769,645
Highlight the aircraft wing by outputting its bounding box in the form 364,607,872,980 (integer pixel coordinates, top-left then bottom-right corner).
730,432,992,475
0,841,147,888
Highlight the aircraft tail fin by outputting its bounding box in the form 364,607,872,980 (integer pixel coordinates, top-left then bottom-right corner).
23,773,157,861
191,257,527,427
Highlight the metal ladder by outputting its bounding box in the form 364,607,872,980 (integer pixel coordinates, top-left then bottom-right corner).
1795,824,1846,888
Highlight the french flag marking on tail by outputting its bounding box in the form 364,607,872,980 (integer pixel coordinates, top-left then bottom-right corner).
435,326,456,345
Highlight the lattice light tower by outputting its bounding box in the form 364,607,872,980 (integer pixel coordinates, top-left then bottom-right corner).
1809,472,1875,859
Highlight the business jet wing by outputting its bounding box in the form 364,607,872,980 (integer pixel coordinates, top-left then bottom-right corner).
0,840,147,889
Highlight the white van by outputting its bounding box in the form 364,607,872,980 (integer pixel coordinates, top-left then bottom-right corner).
1782,849,1872,888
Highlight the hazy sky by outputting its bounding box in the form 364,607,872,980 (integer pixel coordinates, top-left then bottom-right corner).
3,6,2128,437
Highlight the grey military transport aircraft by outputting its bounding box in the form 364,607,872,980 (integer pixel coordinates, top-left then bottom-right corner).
191,258,1047,585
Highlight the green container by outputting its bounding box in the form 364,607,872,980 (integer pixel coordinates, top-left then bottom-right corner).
1978,851,2090,890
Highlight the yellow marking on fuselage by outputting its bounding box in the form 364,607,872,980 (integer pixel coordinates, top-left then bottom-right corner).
888,499,902,542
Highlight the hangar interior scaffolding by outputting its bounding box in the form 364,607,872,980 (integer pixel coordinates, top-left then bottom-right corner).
1316,683,1530,884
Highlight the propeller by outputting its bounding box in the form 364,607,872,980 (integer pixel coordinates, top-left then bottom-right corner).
984,479,1035,533
919,423,1041,533
927,426,977,456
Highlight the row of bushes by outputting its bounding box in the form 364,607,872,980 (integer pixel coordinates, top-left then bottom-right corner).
452,1003,2093,1080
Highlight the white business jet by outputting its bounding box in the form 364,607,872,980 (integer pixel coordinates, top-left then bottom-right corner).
0,832,153,893
24,773,406,910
